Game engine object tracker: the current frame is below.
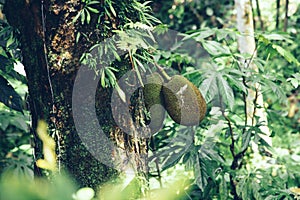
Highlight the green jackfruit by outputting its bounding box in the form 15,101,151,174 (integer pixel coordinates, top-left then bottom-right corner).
162,75,206,126
143,72,166,133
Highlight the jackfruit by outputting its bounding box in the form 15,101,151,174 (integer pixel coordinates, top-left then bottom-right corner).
143,72,166,133
162,75,206,126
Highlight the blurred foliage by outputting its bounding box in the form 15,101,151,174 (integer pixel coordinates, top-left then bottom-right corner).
151,0,234,31
0,173,76,200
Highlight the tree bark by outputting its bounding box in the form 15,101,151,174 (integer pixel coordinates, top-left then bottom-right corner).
4,0,149,192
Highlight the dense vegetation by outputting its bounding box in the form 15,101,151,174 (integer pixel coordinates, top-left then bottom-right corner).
1,0,300,199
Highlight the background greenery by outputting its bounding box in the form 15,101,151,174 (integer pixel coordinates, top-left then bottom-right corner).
1,0,300,199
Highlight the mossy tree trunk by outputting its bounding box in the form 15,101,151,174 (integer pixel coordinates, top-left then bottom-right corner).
4,0,149,192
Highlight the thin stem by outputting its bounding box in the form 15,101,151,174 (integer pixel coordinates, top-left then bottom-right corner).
250,0,256,30
255,0,264,31
150,136,163,188
224,112,235,158
276,0,280,29
284,0,289,32
242,77,248,129
154,63,171,81
218,89,235,158
252,87,259,126
245,45,258,69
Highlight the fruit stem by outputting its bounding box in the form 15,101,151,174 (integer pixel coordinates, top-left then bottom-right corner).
154,63,171,81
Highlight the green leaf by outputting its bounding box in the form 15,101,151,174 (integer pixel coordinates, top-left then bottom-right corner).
287,73,300,88
88,0,100,4
105,67,117,86
132,56,144,87
108,2,117,17
287,77,299,88
0,113,10,131
76,32,81,43
217,73,235,110
112,49,121,61
194,153,209,191
100,69,106,87
185,28,216,41
12,115,28,131
219,174,229,200
202,40,230,56
200,141,224,164
72,10,82,23
216,29,236,41
272,44,300,65
86,10,91,24
199,72,218,103
259,32,292,42
263,79,286,104
81,10,86,24
6,35,15,48
241,129,252,153
115,83,126,103
225,74,247,93
86,6,99,13
0,75,23,113
133,56,146,72
160,146,186,171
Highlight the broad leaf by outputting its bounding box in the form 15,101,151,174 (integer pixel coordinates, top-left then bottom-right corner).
272,44,300,66
194,153,210,191
241,129,252,153
225,74,247,93
0,75,23,113
263,79,287,104
184,28,216,41
199,72,218,103
216,73,235,110
160,145,186,171
202,40,230,56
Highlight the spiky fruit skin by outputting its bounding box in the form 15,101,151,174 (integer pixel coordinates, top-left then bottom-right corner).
143,72,166,133
162,75,206,126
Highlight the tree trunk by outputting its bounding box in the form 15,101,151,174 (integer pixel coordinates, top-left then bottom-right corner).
235,0,271,145
4,0,149,192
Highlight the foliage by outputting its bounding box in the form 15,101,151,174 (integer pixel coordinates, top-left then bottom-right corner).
147,27,300,199
0,174,76,200
0,20,24,112
151,0,234,32
0,13,32,180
